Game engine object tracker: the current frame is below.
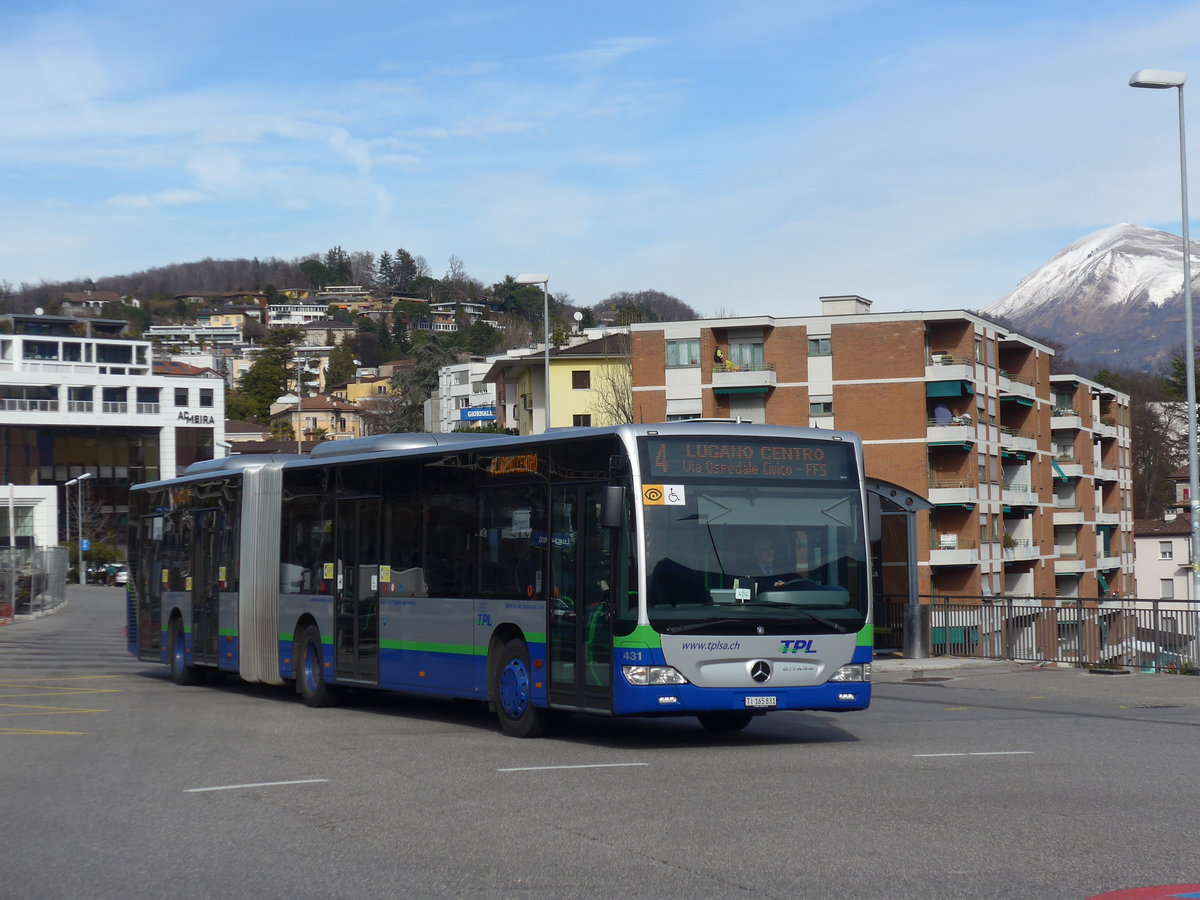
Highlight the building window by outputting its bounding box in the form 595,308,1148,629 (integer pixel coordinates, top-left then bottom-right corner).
1161,579,1175,600
666,339,700,367
199,389,214,408
1160,541,1173,560
809,400,833,417
666,413,700,421
807,337,831,357
572,370,591,390
175,388,188,406
572,414,592,427
729,342,764,370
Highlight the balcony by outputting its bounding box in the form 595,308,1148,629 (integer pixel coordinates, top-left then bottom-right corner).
1054,554,1085,574
1002,539,1039,562
712,362,776,392
1094,465,1119,483
1094,420,1118,440
929,536,979,566
136,403,161,415
102,401,129,414
927,477,977,506
1001,483,1037,507
998,370,1037,401
1095,510,1121,525
1054,456,1083,478
1097,554,1121,570
1051,407,1082,429
0,398,59,412
999,426,1037,453
926,418,975,448
925,352,974,382
1052,505,1085,525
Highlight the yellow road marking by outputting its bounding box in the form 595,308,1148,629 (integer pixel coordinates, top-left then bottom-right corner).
944,707,969,710
0,727,90,735
0,704,106,716
0,675,126,682
0,689,121,698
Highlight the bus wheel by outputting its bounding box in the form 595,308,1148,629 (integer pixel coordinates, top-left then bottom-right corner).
168,619,197,686
297,626,334,708
696,711,755,733
492,639,548,738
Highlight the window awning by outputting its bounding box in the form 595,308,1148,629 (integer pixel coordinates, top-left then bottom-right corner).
1051,459,1068,482
1001,395,1034,407
1097,571,1110,593
926,381,974,398
713,386,770,395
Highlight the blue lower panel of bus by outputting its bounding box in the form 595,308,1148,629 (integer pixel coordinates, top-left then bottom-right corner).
611,678,870,716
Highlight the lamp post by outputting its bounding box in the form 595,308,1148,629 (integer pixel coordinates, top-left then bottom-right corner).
514,274,550,431
66,472,93,585
1131,69,1199,607
295,357,318,454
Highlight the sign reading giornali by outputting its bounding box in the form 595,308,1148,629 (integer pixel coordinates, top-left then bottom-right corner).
640,437,854,481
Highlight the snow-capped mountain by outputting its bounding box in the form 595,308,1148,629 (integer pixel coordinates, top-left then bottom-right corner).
983,223,1200,370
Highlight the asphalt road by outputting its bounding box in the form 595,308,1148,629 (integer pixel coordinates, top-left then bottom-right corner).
2,586,1199,899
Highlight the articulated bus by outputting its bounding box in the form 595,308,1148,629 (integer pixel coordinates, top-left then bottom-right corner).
127,422,873,736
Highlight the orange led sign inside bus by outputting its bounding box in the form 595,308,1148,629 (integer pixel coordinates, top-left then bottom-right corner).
489,453,540,475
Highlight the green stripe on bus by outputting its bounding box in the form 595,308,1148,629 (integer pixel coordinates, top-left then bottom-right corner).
614,625,663,649
379,640,484,656
219,628,238,638
858,624,873,645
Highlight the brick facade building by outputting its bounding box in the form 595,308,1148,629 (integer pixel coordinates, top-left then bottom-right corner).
630,296,1133,601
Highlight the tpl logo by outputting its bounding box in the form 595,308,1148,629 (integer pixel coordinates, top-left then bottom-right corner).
779,639,817,655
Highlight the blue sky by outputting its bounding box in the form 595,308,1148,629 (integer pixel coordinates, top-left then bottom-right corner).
4,0,1200,317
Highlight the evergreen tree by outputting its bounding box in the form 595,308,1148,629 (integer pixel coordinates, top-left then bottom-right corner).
225,327,304,420
323,246,352,284
376,251,395,289
389,334,456,432
395,249,418,290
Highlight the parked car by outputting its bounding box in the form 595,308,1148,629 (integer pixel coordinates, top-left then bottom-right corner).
114,567,129,586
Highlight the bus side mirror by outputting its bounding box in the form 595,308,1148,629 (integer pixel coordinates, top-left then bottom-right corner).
601,485,625,528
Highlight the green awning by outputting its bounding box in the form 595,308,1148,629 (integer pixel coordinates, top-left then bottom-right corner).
926,381,974,398
1051,459,1068,482
1001,395,1034,407
713,386,770,395
1097,572,1110,593
929,441,974,450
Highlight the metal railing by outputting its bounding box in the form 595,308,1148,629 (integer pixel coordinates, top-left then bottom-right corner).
0,547,69,622
877,595,1200,673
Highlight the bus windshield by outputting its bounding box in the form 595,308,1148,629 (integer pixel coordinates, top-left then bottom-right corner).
639,437,867,636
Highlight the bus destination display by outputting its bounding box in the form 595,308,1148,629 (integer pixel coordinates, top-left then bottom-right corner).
643,437,853,481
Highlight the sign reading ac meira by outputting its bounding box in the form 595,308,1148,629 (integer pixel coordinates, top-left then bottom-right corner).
177,411,217,425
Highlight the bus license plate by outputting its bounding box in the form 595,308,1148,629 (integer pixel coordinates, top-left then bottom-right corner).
745,696,776,709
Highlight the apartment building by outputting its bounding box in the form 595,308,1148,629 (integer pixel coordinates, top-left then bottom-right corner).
630,296,1133,601
0,313,224,546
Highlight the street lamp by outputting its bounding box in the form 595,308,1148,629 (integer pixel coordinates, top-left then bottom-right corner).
66,472,93,585
514,273,550,431
1130,69,1199,609
295,357,319,454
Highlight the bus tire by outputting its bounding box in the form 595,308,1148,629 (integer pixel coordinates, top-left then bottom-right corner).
297,626,335,708
492,638,548,738
697,711,755,733
168,619,197,686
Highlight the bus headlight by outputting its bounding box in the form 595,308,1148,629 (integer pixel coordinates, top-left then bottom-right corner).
623,665,689,686
828,663,870,683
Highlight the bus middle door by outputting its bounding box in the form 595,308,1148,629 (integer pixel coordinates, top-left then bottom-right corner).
334,497,380,685
191,508,220,665
548,484,613,712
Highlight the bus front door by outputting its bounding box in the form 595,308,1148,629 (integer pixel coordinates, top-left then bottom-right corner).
334,498,380,684
548,485,613,712
191,508,220,666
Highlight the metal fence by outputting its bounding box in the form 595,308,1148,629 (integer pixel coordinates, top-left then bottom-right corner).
877,595,1200,674
0,547,70,622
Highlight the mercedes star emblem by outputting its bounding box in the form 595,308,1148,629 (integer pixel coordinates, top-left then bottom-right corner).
750,661,772,683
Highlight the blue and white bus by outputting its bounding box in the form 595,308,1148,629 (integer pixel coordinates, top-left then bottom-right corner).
127,422,873,736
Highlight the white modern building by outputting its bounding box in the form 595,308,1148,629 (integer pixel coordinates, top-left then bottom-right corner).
430,358,499,432
0,314,224,547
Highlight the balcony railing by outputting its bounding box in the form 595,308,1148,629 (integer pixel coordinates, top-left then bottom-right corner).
135,403,161,414
0,398,58,411
102,402,128,414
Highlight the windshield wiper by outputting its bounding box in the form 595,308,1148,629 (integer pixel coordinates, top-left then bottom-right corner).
664,618,747,635
733,602,848,634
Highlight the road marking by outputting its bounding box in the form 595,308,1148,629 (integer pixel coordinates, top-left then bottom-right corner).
0,703,107,716
944,707,969,711
498,763,650,772
184,779,330,793
0,726,90,735
913,751,1034,757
